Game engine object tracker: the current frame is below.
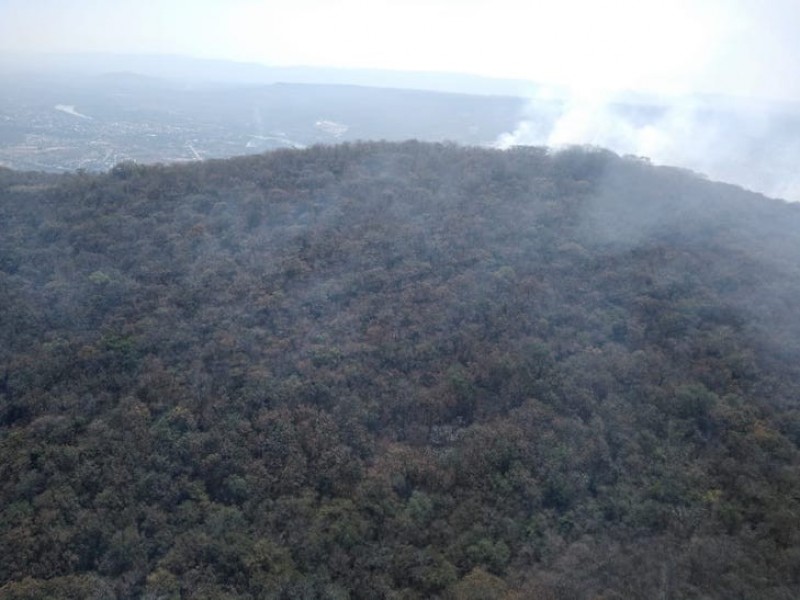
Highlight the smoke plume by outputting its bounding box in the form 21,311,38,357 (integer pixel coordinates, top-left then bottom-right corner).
496,89,800,202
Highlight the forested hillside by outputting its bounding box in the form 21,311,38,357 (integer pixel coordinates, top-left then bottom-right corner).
2,142,800,599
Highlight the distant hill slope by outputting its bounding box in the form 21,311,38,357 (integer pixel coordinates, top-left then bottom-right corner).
2,142,800,599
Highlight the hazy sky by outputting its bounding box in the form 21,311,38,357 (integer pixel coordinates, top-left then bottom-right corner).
1,0,799,102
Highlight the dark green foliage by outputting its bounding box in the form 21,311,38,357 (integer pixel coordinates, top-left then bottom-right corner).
2,141,800,598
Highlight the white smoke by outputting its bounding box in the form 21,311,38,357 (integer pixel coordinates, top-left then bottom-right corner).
495,89,800,202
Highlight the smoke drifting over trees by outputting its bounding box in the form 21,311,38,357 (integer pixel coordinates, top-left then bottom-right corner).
497,90,800,202
2,142,800,598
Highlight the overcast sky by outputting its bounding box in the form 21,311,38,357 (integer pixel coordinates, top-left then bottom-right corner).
1,0,799,102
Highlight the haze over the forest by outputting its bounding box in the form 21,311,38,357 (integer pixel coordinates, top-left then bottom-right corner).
4,3,800,597
4,140,800,599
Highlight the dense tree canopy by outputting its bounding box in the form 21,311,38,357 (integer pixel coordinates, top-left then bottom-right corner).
2,142,800,598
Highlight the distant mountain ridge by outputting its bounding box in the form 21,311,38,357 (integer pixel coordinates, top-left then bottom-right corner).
0,52,540,97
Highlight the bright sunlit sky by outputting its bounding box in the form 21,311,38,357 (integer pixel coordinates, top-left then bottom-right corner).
2,0,799,102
